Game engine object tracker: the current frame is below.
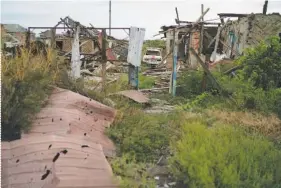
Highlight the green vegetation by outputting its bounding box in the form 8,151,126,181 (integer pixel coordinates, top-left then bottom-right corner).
108,36,281,187
142,39,165,55
237,36,281,90
2,37,281,187
138,74,155,89
170,122,281,188
1,49,59,140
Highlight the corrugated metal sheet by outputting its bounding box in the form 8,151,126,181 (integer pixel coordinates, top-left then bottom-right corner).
127,27,146,67
2,135,117,188
1,87,118,188
22,87,116,157
115,90,149,103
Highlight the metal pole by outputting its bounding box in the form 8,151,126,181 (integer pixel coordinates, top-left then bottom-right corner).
170,28,178,96
109,0,112,36
101,29,107,93
199,4,204,54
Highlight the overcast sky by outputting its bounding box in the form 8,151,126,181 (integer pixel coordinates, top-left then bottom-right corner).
1,0,281,39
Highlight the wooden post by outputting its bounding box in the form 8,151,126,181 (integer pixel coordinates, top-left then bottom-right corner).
169,29,178,96
212,25,222,72
205,31,240,56
199,4,204,54
263,0,268,15
190,48,222,93
207,19,229,48
50,28,56,48
175,7,180,26
25,28,30,50
101,29,107,93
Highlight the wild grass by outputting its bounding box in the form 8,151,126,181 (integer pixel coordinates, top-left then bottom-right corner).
207,109,281,140
1,48,60,140
170,121,281,188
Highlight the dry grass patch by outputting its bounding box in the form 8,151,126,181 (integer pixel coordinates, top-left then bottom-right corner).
207,110,281,139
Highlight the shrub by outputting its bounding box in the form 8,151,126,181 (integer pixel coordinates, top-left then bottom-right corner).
138,74,155,89
1,49,59,140
237,36,281,90
107,110,172,162
169,121,281,188
110,154,156,188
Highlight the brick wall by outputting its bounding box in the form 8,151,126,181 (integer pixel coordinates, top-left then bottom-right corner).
61,38,96,54
80,39,94,54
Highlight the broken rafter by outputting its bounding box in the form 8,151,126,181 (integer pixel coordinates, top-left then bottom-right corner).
207,18,230,48
218,13,248,18
190,47,222,93
155,8,210,37
175,20,220,25
205,31,241,56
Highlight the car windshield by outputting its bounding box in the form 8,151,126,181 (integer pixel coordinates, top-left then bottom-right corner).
146,50,160,56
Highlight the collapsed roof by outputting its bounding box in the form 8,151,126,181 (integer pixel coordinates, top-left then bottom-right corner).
39,16,129,61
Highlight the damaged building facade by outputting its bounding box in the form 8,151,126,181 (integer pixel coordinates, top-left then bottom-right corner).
220,13,281,59
36,16,129,62
39,29,100,55
159,12,281,69
160,24,220,67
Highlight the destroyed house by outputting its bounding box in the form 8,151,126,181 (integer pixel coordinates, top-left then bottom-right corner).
2,24,35,44
39,29,98,55
38,16,129,61
219,13,281,59
160,24,221,63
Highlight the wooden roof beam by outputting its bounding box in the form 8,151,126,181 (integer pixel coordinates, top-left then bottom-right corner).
218,13,248,17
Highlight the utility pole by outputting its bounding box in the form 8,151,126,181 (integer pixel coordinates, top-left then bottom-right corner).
109,0,112,36
101,29,107,93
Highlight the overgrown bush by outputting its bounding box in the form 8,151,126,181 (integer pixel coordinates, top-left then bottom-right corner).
138,74,155,89
237,36,281,90
110,154,156,188
108,110,173,162
177,36,281,118
169,121,281,188
1,49,59,140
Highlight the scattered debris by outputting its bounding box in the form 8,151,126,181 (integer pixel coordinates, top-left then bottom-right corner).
144,105,175,114
114,90,150,104
41,169,51,180
52,152,60,162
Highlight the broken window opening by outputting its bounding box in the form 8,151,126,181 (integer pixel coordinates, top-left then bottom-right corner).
56,41,63,50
